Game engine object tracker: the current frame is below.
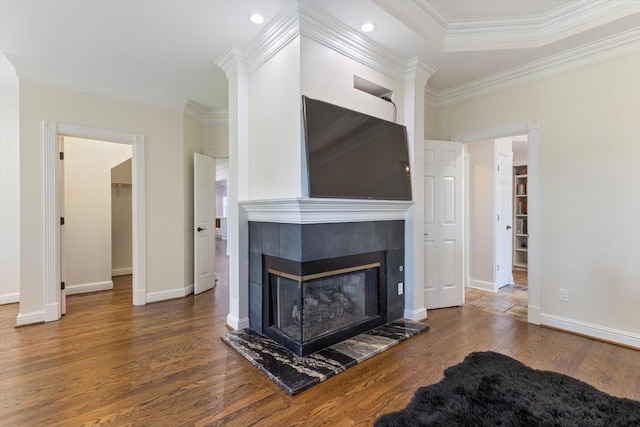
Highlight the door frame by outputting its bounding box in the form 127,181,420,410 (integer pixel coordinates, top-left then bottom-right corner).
43,121,146,322
453,119,541,325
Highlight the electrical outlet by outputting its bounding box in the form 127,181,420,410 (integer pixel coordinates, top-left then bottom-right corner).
398,282,404,295
559,288,569,302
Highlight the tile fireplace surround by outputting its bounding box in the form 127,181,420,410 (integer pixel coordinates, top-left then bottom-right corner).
243,198,414,340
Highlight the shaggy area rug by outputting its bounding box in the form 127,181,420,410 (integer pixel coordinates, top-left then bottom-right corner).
375,351,640,426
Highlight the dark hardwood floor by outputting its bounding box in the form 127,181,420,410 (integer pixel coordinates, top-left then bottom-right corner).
1,240,638,425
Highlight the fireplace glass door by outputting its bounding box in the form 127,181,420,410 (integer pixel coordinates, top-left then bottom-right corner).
271,266,379,344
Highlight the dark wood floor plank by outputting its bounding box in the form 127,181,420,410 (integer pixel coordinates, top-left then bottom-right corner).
1,239,638,425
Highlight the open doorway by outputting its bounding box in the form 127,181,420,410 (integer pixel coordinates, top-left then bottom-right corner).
61,136,132,306
215,158,229,256
463,133,530,322
43,121,146,323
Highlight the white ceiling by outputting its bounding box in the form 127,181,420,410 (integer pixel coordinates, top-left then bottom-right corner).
1,0,638,111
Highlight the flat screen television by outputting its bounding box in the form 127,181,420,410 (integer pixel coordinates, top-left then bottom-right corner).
302,96,412,200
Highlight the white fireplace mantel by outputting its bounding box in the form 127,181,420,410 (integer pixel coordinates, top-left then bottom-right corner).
239,198,413,224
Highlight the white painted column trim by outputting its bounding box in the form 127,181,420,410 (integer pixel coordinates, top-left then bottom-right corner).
217,49,251,330
403,58,436,321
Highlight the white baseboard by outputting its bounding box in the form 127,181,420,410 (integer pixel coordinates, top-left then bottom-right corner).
16,310,45,326
527,305,541,325
467,279,497,292
112,267,132,276
404,307,428,321
541,313,640,349
66,281,113,295
133,288,146,306
146,284,193,304
226,313,250,330
0,292,19,305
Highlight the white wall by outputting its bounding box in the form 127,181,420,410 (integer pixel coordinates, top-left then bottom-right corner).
249,36,302,200
18,80,189,317
111,158,132,275
0,54,20,304
434,53,640,341
64,137,131,291
466,140,495,288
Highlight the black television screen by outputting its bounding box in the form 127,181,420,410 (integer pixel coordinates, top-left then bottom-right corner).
302,96,412,200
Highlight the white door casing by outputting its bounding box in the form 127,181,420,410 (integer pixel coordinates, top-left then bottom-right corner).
58,136,67,315
495,148,513,288
194,153,216,295
39,121,145,326
452,119,540,325
424,140,464,309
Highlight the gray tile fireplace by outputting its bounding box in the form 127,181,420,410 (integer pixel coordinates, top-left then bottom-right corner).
248,219,406,356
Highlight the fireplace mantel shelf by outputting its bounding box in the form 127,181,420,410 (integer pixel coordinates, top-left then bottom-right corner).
239,198,413,224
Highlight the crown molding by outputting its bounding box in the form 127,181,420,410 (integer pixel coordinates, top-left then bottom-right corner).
539,0,640,43
184,100,228,124
427,27,640,108
5,54,186,112
243,4,300,74
377,0,640,52
298,2,415,82
227,2,433,84
373,0,448,49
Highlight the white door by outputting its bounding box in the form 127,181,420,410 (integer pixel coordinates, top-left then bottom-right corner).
59,137,66,315
424,140,464,309
194,153,216,294
495,149,513,288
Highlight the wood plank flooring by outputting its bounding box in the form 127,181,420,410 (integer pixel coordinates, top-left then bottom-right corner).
1,240,638,425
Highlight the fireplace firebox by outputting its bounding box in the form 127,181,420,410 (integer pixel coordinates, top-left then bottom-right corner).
263,252,387,356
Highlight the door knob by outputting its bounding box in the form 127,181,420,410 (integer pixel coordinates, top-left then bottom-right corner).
506,225,512,230
197,227,206,232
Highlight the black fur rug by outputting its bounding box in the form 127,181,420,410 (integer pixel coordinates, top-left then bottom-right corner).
375,351,640,426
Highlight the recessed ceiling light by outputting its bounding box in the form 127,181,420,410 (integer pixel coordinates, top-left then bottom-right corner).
249,13,264,24
361,22,376,33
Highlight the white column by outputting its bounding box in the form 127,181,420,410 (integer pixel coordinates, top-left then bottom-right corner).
217,49,251,329
403,58,436,320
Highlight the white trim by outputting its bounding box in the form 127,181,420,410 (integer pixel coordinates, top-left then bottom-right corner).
65,281,113,295
226,313,251,331
244,4,300,74
404,307,427,321
16,310,45,326
146,284,194,304
43,121,60,322
298,3,418,82
428,28,640,108
42,121,146,324
541,313,640,349
7,55,185,112
467,279,498,293
451,119,541,326
239,198,413,224
0,293,19,305
375,0,640,52
184,100,228,124
112,268,132,276
220,2,437,85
